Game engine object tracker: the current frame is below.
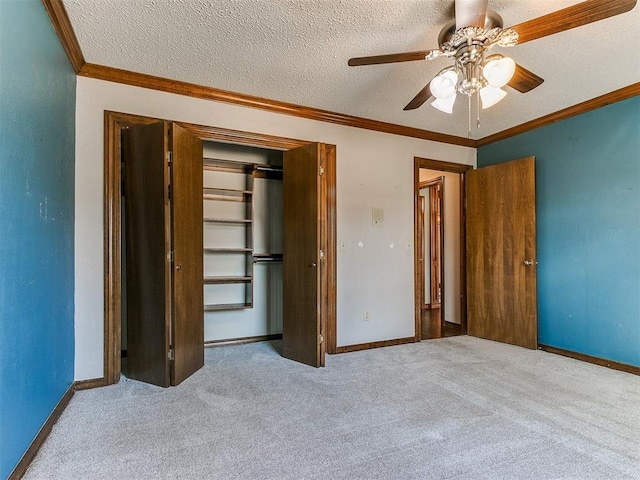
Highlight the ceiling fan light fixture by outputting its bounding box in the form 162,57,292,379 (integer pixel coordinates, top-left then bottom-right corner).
483,55,516,88
480,86,507,109
431,95,457,114
430,70,459,99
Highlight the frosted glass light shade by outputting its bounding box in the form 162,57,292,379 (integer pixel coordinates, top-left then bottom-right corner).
483,56,516,88
430,71,458,99
431,95,456,114
480,86,507,109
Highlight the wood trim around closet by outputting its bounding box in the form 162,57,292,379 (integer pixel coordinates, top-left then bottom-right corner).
81,63,475,148
104,112,160,385
104,111,338,384
176,121,310,150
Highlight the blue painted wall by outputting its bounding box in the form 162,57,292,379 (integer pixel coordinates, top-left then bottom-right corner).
478,96,640,367
0,0,76,477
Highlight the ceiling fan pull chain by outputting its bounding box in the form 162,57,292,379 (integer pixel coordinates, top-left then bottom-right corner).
467,95,472,138
477,93,481,129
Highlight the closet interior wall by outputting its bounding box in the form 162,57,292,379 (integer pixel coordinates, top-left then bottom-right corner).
203,141,284,343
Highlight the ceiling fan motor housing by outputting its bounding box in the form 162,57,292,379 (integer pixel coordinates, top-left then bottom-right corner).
437,11,504,46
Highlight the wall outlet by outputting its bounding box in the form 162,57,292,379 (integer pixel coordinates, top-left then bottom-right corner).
340,240,347,251
363,310,370,321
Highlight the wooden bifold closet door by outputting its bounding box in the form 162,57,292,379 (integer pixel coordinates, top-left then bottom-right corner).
282,143,335,368
123,121,204,387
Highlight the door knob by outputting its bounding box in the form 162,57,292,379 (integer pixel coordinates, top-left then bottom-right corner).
310,263,317,268
176,265,182,270
523,260,533,266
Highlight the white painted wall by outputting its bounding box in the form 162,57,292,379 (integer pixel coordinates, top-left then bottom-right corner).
74,76,475,380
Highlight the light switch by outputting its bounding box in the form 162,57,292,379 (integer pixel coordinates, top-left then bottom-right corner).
372,207,384,227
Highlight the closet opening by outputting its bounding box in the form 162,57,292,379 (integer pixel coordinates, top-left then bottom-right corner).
201,141,285,348
104,111,337,386
120,141,285,379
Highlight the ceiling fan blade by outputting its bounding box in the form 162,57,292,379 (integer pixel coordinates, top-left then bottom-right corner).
403,82,433,111
511,0,637,44
455,0,489,28
348,50,434,66
508,64,544,93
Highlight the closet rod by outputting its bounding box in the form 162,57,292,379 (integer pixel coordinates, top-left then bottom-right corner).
253,253,283,263
253,165,283,172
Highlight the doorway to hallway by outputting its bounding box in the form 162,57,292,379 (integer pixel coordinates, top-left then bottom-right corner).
414,158,472,340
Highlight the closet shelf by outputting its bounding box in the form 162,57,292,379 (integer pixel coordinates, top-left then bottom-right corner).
203,158,254,174
204,302,252,312
204,247,253,253
203,157,283,179
204,217,252,225
202,157,282,312
253,164,283,180
204,276,252,284
203,187,252,202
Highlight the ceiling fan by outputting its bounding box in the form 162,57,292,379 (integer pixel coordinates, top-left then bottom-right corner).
348,0,637,117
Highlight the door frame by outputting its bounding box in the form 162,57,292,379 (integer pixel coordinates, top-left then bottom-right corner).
413,157,473,341
104,111,337,385
419,177,444,311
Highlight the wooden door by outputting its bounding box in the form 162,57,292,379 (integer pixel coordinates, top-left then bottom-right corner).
466,157,537,349
282,143,333,367
429,181,443,309
123,122,171,387
123,121,204,387
169,123,204,385
418,195,426,307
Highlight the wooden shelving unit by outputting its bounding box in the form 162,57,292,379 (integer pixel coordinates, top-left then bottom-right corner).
204,217,252,224
203,187,253,202
204,303,252,312
204,247,253,253
204,276,253,284
203,158,254,311
202,157,284,312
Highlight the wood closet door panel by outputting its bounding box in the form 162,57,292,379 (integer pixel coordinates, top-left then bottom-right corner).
466,156,537,349
283,143,327,367
170,123,204,385
123,122,171,387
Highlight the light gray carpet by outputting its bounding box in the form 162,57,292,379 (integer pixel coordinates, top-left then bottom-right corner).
25,336,640,479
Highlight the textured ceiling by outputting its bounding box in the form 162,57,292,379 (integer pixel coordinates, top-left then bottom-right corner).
62,0,640,140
